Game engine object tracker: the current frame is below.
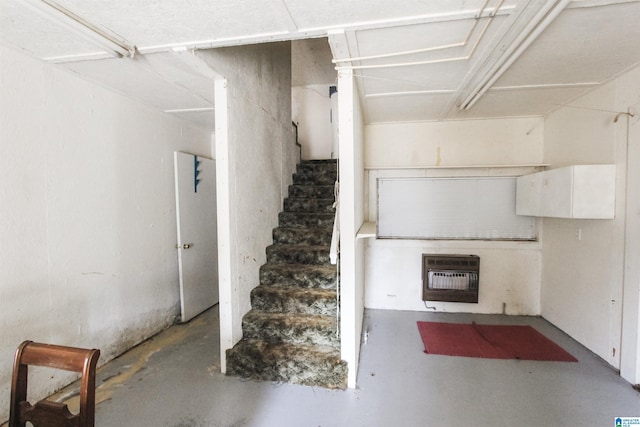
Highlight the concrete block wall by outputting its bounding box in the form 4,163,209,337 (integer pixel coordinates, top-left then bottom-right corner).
197,42,298,371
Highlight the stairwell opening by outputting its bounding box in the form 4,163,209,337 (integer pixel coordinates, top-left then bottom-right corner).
225,159,347,389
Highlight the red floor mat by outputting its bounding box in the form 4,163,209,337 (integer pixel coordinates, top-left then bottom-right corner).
417,321,578,362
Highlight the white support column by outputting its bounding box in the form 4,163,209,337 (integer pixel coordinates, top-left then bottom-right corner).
338,68,356,387
337,66,366,388
214,78,235,373
621,107,640,385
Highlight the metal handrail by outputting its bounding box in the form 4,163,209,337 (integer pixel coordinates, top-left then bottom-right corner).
330,176,340,339
330,180,339,265
292,121,302,161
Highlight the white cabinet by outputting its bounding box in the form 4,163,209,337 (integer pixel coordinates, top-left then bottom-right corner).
516,165,616,219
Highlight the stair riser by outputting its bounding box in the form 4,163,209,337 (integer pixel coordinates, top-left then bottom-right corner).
297,162,337,175
251,288,337,316
288,185,334,199
225,341,347,389
259,266,337,289
278,212,334,229
293,173,336,186
266,246,331,265
273,228,332,246
226,361,347,389
242,316,339,347
284,198,335,213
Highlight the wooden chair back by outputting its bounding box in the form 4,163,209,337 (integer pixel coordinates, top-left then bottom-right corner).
9,341,100,427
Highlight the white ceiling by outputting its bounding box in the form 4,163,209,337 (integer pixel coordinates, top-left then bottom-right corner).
2,0,640,129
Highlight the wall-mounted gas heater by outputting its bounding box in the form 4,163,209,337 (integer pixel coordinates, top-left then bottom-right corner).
422,254,480,303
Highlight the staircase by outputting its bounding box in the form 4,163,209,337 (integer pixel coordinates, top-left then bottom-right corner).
225,159,347,389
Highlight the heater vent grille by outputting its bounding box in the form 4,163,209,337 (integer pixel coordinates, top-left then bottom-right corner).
427,271,479,290
422,254,479,303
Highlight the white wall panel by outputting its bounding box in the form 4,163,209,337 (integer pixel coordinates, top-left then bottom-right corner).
365,240,541,315
541,74,631,372
292,85,333,159
378,177,536,240
0,44,211,421
365,117,543,168
338,69,366,388
363,117,543,316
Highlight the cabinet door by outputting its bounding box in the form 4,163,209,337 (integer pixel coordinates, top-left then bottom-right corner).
571,165,615,219
516,165,615,219
540,167,573,218
516,173,543,216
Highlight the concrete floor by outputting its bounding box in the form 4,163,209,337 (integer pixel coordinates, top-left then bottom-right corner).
7,306,640,427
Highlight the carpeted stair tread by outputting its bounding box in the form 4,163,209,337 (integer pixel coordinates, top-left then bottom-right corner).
295,170,336,179
272,227,332,246
242,310,339,347
293,172,337,186
278,211,334,228
284,197,335,213
225,339,347,389
259,263,337,289
288,184,334,199
266,244,331,265
297,160,337,174
251,286,337,316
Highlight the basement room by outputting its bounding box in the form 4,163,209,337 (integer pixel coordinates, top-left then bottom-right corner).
1,0,640,426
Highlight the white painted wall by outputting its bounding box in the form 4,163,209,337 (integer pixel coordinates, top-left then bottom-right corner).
292,84,333,159
622,94,640,385
0,45,212,421
365,240,541,314
365,118,544,168
196,43,297,372
542,65,640,379
338,70,366,388
363,118,544,315
290,38,336,160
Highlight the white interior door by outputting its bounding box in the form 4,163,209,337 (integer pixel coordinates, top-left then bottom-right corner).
174,151,218,322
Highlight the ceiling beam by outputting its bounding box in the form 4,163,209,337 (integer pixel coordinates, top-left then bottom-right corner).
41,3,520,62
453,0,570,112
22,0,136,58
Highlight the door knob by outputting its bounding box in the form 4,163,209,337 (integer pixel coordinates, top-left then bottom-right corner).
175,243,193,249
